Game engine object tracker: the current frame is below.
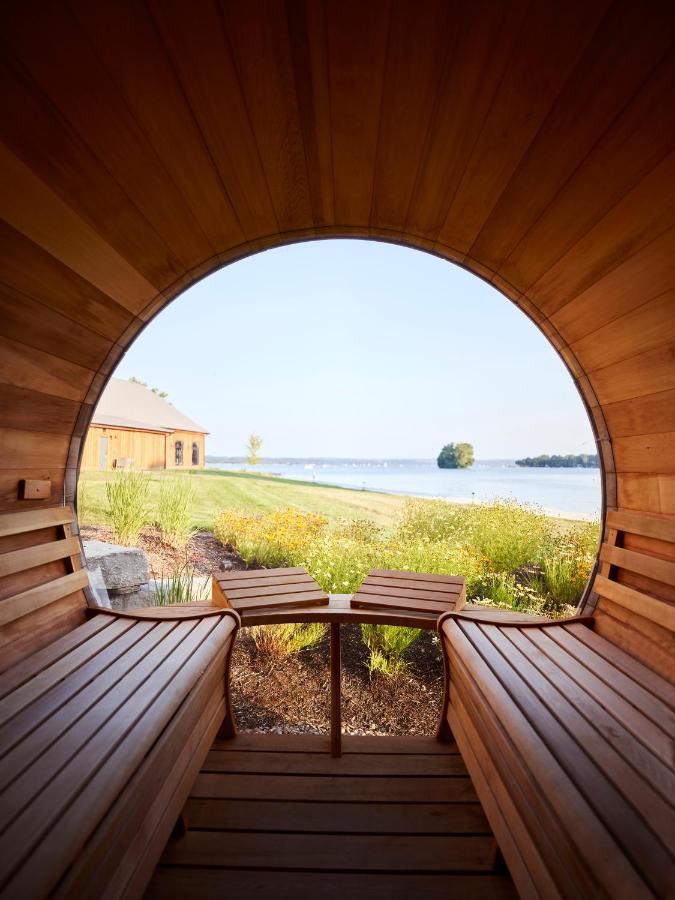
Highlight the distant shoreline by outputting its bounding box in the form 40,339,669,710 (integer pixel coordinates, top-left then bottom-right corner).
203,465,597,524
207,455,597,469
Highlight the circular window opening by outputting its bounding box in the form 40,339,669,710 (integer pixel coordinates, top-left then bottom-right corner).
78,239,601,735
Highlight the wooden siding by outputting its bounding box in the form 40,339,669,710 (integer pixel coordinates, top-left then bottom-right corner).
0,0,672,637
81,426,205,470
81,425,166,470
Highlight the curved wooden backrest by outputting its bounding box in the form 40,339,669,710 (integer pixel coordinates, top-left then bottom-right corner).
591,510,675,680
0,506,89,672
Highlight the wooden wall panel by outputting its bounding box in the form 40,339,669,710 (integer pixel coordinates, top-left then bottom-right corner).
468,2,675,274
590,344,675,407
617,475,675,514
497,49,675,292
548,228,675,343
0,384,80,436
285,0,335,229
0,141,158,311
570,289,675,373
0,335,94,404
148,0,280,241
602,390,675,439
524,152,675,317
369,0,453,232
0,62,181,290
81,427,167,471
0,221,134,342
440,0,611,257
0,283,111,372
0,430,70,471
221,0,314,233
71,0,244,255
405,0,527,244
325,0,391,226
613,433,675,474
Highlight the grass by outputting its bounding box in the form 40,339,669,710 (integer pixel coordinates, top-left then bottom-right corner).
79,468,406,530
157,476,195,548
248,623,328,658
104,470,150,545
152,558,210,605
361,624,422,677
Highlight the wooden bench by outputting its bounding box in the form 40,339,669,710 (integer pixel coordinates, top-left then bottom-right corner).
352,568,466,619
0,507,239,899
439,510,675,899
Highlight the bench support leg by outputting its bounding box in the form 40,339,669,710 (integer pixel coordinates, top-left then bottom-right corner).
171,811,188,839
435,647,455,743
217,631,238,740
330,623,342,757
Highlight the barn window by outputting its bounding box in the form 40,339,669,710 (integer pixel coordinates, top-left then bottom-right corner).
192,442,199,466
175,440,183,466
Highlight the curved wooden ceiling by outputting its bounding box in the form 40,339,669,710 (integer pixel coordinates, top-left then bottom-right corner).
0,0,674,520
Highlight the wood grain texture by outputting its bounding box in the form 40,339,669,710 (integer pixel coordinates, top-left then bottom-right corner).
435,508,675,892
0,609,238,898
147,732,516,897
0,20,673,892
440,616,675,899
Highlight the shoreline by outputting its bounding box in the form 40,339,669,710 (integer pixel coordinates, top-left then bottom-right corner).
205,466,598,525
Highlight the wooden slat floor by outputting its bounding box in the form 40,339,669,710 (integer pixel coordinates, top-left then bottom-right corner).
144,733,518,899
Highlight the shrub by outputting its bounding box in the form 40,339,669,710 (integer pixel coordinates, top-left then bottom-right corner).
212,500,599,621
249,623,328,658
471,572,546,614
361,624,421,677
214,508,328,568
466,501,549,573
105,470,149,545
531,521,598,614
157,475,194,548
395,498,470,543
396,498,549,573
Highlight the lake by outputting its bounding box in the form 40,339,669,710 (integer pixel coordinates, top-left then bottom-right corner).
206,459,601,520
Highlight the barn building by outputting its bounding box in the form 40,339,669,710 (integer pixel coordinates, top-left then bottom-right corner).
81,378,207,471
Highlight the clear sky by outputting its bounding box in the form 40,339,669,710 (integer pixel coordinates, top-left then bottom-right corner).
114,239,595,460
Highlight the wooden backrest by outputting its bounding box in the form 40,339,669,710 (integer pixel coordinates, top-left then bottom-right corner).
0,506,90,673
591,509,675,681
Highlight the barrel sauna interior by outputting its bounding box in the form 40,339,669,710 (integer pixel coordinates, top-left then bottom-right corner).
0,0,673,896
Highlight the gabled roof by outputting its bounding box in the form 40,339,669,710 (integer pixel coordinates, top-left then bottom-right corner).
91,378,208,434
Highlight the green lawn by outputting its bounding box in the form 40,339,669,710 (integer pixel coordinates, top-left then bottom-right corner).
78,467,407,530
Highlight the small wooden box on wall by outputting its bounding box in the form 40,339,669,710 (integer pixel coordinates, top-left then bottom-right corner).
19,479,52,501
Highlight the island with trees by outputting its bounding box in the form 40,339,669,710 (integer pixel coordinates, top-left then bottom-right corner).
515,454,599,468
437,442,474,469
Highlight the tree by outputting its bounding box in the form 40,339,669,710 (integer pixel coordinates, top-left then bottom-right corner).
437,442,474,469
246,433,263,466
129,377,168,399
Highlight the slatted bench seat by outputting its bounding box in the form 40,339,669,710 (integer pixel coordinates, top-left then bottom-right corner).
439,509,675,900
0,507,239,899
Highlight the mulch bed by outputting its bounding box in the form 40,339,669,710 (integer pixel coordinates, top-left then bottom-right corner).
231,626,444,736
81,525,445,736
80,524,244,577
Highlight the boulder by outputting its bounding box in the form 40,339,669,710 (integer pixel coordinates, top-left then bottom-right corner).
83,540,149,596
